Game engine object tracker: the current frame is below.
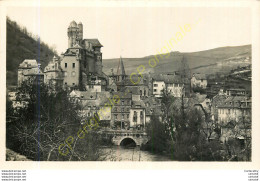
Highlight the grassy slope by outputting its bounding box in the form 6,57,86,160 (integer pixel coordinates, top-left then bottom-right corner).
103,45,251,75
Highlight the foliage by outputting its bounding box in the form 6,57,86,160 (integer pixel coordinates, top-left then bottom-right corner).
144,89,228,161
6,17,58,86
6,78,103,161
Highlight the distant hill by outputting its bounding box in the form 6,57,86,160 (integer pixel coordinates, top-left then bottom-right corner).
103,45,251,76
6,17,57,86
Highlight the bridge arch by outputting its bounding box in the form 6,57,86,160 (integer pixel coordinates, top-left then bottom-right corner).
119,137,137,147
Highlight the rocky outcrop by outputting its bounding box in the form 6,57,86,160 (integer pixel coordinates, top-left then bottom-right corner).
6,148,31,161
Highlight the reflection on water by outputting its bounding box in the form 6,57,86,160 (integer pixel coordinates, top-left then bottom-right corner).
101,146,171,161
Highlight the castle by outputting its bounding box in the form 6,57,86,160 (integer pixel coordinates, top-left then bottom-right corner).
42,21,106,91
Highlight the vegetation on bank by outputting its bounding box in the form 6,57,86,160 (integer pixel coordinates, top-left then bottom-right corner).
142,89,251,161
6,79,105,161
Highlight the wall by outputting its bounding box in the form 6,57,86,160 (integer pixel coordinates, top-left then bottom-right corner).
60,56,80,87
129,108,146,128
152,81,165,97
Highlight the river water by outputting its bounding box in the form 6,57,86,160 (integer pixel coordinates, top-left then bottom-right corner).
101,146,172,161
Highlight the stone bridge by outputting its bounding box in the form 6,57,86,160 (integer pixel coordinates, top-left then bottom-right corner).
100,130,149,146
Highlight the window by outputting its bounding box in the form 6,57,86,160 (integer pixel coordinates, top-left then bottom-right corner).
72,63,75,68
65,63,67,68
153,89,157,92
133,111,137,122
115,114,118,120
122,114,124,120
144,90,146,96
72,83,75,86
122,100,124,105
65,82,67,85
140,90,142,96
127,114,129,118
154,84,158,87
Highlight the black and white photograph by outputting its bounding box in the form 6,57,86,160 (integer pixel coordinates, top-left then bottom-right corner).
2,1,257,164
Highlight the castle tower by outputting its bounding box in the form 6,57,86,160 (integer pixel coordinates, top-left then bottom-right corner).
78,22,83,40
67,21,79,48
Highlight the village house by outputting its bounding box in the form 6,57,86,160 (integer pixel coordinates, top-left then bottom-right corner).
44,56,64,90
191,73,207,89
128,90,147,130
69,90,112,127
217,96,251,142
111,91,132,129
152,74,185,98
17,59,44,87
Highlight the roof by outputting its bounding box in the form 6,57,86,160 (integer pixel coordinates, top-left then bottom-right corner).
69,21,77,28
23,68,43,76
111,91,132,99
70,90,97,100
152,74,185,84
19,59,39,69
84,39,103,47
70,91,111,109
212,94,228,107
71,43,83,49
193,73,207,80
132,100,146,109
218,96,251,108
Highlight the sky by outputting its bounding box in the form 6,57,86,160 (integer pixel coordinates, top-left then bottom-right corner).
7,6,251,59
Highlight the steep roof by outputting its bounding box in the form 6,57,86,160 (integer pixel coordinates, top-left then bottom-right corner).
84,39,103,47
19,59,39,69
24,69,43,76
218,96,251,108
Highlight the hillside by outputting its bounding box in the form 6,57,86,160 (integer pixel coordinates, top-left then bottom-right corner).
103,45,251,75
6,17,57,86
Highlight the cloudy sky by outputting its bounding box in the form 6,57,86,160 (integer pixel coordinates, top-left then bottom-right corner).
7,6,251,59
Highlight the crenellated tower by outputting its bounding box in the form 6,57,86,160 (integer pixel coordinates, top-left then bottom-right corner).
67,21,83,48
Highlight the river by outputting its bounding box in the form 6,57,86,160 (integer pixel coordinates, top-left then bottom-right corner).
100,146,172,161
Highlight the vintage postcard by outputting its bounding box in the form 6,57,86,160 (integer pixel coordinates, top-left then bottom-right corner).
0,0,260,172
